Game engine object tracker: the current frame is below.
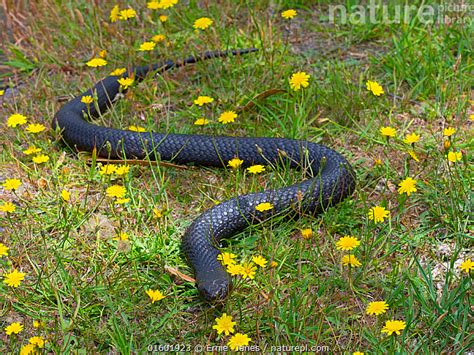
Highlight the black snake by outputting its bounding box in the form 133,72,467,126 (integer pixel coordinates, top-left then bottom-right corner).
53,49,356,301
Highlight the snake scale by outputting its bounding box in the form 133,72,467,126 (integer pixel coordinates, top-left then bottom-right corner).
53,49,356,301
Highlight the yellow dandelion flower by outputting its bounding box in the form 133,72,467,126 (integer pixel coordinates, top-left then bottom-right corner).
146,289,166,303
20,344,35,355
86,58,107,67
460,259,473,273
193,95,214,106
252,255,268,268
398,177,417,196
99,164,117,175
159,0,178,9
115,197,130,204
270,261,278,268
0,201,16,213
403,133,420,144
366,80,384,96
147,1,160,9
443,127,456,137
153,208,163,218
151,34,166,42
81,95,94,104
255,202,273,212
23,145,41,155
228,333,251,351
4,269,26,287
194,118,210,126
29,336,46,348
353,352,365,355
218,110,237,124
115,164,130,175
110,68,127,76
128,124,145,132
32,154,49,164
408,150,420,162
119,8,136,20
99,49,107,58
0,89,4,96
447,151,462,163
227,263,243,276
240,262,257,279
2,178,22,190
381,320,406,336
366,301,389,316
110,5,120,22
380,126,396,138
368,205,390,223
443,140,451,150
301,228,313,240
0,242,9,257
7,113,27,127
159,15,168,22
32,320,45,328
113,232,129,241
247,165,265,174
289,71,310,91
25,123,46,133
139,41,156,51
281,9,297,19
217,252,237,266
106,185,126,198
5,322,23,335
228,158,243,169
336,236,360,251
193,17,213,30
118,77,134,89
212,313,236,336
341,254,362,267
61,189,70,201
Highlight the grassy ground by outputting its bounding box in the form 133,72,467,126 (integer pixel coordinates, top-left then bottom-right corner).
1,0,472,353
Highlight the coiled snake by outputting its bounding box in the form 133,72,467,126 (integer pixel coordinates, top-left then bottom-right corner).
53,49,356,302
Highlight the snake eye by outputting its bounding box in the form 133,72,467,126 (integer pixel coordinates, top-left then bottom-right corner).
198,279,232,302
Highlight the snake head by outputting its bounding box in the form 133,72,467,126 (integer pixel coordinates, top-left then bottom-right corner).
196,268,233,302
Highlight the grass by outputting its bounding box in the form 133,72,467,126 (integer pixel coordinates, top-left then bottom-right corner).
1,0,472,353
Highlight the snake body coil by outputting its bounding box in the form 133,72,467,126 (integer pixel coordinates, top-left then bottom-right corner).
54,49,356,301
